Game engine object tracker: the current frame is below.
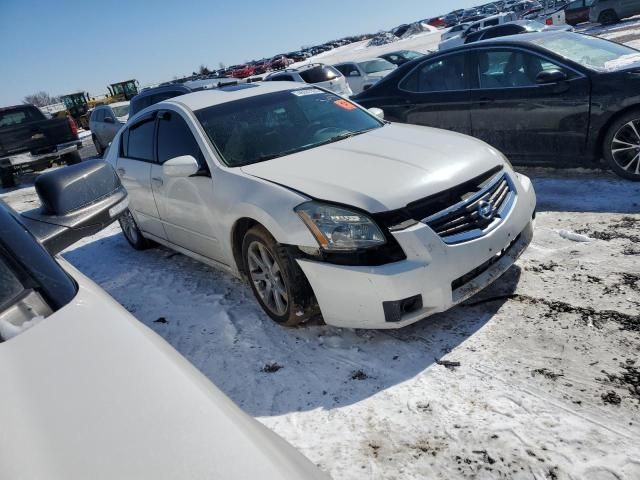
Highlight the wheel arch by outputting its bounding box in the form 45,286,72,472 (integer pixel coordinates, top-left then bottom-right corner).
594,104,640,159
230,217,262,278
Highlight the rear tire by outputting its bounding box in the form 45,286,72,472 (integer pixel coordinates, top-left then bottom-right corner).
119,209,153,250
242,225,319,327
92,135,104,157
598,10,618,24
0,168,15,189
603,109,640,181
62,150,82,165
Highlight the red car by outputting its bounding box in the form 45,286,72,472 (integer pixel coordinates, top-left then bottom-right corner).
427,17,445,28
564,0,592,25
268,55,294,71
230,64,256,79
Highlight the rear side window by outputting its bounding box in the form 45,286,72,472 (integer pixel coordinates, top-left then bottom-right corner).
485,18,500,27
401,54,467,93
151,91,182,105
299,66,340,83
122,119,155,161
91,109,104,122
271,75,295,81
157,112,203,164
0,107,43,127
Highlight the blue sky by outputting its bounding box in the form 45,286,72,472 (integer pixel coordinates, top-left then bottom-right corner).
0,0,478,105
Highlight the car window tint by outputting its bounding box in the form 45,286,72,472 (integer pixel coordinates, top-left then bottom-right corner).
103,108,114,120
485,18,500,27
299,66,340,83
157,112,204,164
467,30,485,43
271,75,295,81
0,255,24,310
152,91,182,105
401,54,467,92
477,49,568,89
124,119,155,161
92,109,104,122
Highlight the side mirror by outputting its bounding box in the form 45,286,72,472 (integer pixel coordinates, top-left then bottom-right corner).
20,160,128,255
368,108,385,120
104,116,115,124
162,155,199,177
536,69,568,84
349,70,361,77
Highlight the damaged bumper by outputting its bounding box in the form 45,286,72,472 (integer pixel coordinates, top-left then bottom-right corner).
297,173,536,329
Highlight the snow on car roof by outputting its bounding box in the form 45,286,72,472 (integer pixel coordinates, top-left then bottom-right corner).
167,81,309,111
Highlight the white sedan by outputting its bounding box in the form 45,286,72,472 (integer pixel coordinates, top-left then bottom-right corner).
107,82,536,329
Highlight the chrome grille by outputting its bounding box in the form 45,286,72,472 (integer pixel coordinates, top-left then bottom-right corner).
423,173,515,244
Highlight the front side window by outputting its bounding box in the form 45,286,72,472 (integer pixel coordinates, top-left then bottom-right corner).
401,54,467,92
477,49,568,89
271,74,295,82
0,255,23,311
195,88,382,167
157,112,203,164
92,109,104,122
123,119,155,161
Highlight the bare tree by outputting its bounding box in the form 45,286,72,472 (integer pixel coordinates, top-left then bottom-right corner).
23,91,59,107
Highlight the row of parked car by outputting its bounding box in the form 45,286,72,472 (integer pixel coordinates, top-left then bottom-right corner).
441,0,640,28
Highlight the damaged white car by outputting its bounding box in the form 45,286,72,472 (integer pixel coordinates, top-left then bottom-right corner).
108,82,536,329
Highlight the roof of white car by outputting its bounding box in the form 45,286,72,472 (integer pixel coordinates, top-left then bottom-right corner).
167,81,308,110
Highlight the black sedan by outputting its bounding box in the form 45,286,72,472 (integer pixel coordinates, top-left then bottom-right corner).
354,32,640,180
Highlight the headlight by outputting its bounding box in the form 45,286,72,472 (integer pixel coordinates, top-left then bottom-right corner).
295,201,386,251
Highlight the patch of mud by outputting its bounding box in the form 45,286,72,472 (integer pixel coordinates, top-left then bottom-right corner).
350,370,369,380
532,368,564,381
262,362,284,373
576,216,640,244
601,359,640,404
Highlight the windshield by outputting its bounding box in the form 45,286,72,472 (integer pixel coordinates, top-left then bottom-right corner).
532,33,640,71
195,88,382,167
524,20,546,30
111,104,130,118
402,50,423,60
358,59,394,74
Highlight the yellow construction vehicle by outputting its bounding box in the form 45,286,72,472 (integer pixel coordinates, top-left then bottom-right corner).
106,79,139,102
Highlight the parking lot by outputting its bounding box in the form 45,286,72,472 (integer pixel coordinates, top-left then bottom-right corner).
3,14,640,480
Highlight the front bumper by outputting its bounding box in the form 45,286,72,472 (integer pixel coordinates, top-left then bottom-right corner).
297,173,536,329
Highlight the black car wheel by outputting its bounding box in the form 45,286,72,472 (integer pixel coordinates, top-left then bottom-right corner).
242,225,318,327
92,135,104,156
62,150,82,165
598,10,618,24
603,110,640,181
119,208,152,249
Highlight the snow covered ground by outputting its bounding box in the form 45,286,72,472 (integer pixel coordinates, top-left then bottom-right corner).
3,21,640,480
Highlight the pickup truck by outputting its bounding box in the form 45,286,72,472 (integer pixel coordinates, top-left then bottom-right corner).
0,105,83,188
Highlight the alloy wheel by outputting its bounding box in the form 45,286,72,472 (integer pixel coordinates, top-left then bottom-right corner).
247,240,288,316
611,119,640,176
119,209,140,244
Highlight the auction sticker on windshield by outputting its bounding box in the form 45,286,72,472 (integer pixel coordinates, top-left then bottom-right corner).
334,99,356,110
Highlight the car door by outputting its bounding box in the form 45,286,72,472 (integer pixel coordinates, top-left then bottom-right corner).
337,63,365,94
469,47,591,162
390,52,473,135
150,110,224,263
623,0,640,17
90,108,104,142
116,114,167,239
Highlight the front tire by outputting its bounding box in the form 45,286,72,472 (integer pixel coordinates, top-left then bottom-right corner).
603,110,640,181
119,209,152,249
62,150,82,165
92,135,104,157
598,10,618,25
242,226,318,326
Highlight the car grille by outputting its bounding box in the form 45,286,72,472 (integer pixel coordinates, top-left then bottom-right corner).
423,172,515,244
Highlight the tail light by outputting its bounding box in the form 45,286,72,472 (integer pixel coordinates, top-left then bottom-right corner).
545,17,553,25
67,116,78,137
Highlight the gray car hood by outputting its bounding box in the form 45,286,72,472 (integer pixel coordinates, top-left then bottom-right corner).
241,123,504,213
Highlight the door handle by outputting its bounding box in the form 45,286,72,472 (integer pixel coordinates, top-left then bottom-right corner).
116,168,125,176
151,177,163,186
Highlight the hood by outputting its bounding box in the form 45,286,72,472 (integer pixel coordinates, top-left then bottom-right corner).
241,123,505,213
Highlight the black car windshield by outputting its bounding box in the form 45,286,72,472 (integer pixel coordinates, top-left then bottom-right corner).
299,65,340,83
532,33,640,71
195,88,382,167
358,59,395,74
